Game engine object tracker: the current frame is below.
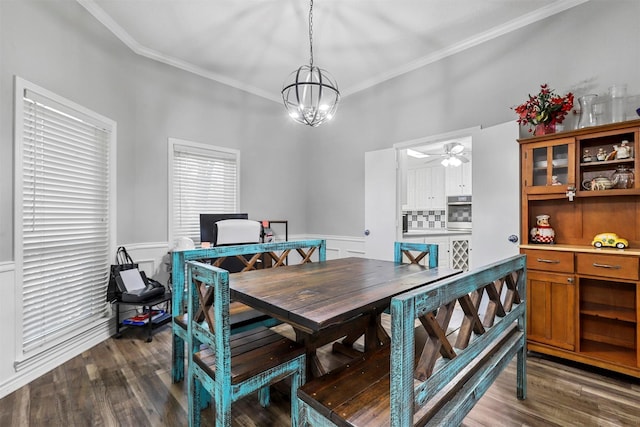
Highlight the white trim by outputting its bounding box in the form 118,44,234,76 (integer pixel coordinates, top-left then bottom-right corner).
13,76,117,361
393,126,480,150
76,0,280,103
167,138,240,246
0,262,14,274
13,317,111,372
116,242,169,252
302,234,364,243
2,318,112,399
345,249,366,255
76,0,588,101
342,0,590,97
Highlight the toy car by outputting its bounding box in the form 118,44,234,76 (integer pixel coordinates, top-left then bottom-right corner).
591,233,628,249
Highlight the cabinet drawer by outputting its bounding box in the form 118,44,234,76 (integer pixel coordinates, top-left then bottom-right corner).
577,253,639,280
523,249,574,273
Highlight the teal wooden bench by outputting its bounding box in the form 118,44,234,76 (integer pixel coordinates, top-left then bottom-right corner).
171,239,326,383
297,254,527,427
185,260,306,427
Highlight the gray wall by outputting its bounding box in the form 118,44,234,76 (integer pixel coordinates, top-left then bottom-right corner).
2,0,640,260
0,0,309,262
304,0,640,236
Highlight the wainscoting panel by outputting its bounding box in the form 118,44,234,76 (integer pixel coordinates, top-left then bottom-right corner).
0,235,362,399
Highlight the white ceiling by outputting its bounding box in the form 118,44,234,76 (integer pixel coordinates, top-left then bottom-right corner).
78,0,588,103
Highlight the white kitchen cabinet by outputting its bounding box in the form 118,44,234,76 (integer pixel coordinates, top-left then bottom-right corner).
445,161,472,195
406,166,445,210
425,236,451,268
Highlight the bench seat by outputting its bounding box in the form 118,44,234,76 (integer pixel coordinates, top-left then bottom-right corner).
194,326,305,385
298,254,527,427
299,324,523,427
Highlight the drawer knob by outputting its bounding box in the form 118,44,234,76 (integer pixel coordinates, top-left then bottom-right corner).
536,258,560,264
592,262,621,270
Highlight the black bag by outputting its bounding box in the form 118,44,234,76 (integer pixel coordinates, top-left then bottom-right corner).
107,246,138,302
107,246,166,303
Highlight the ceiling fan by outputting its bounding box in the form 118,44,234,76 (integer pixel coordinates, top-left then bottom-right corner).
409,142,470,167
440,142,469,167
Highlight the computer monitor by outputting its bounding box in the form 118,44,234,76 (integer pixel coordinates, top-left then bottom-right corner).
199,213,248,245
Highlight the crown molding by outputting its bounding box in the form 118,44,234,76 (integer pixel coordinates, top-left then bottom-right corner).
341,0,590,97
76,0,282,103
77,0,589,103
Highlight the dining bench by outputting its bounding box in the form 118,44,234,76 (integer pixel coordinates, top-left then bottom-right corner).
171,239,326,383
297,254,527,427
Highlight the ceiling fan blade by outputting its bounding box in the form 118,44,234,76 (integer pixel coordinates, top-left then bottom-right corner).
443,142,464,155
459,155,470,163
450,144,465,155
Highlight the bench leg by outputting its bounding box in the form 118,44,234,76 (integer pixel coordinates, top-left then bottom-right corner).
188,372,202,427
290,368,303,427
258,386,270,408
172,332,185,383
516,339,527,400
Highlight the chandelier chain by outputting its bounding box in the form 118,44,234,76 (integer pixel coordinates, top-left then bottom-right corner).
308,0,314,67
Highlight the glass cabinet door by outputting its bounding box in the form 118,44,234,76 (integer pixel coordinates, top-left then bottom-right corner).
523,137,575,194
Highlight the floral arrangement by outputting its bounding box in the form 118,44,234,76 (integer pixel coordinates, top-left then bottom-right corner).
513,84,574,133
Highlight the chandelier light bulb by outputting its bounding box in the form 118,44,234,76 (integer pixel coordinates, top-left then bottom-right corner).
282,65,340,127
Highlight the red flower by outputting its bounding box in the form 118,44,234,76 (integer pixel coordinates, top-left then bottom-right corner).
512,84,574,132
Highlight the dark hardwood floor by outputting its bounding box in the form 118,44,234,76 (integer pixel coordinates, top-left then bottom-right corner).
0,320,638,426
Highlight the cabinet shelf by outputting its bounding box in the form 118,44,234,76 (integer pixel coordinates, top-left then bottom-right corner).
580,330,635,350
576,188,640,197
580,302,636,323
579,339,637,366
580,158,634,168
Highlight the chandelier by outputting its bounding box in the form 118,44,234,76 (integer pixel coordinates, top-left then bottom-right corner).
281,0,340,127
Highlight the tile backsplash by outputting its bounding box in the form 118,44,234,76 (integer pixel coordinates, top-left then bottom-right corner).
404,209,446,230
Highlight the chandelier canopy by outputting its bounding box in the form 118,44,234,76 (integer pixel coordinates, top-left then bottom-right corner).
281,0,340,127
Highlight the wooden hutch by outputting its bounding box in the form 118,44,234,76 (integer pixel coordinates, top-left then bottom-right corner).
518,118,640,378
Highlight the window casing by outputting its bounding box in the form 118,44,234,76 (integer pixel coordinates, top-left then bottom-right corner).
14,77,116,356
168,138,240,246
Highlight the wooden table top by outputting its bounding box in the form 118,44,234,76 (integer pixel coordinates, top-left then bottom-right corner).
230,257,461,334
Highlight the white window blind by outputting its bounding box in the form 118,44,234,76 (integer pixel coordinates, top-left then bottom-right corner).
171,141,239,245
18,83,114,354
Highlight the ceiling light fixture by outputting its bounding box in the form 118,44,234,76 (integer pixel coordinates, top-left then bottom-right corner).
441,155,462,167
407,148,429,159
281,0,340,127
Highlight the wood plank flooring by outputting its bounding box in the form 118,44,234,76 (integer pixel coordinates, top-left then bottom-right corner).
0,321,638,426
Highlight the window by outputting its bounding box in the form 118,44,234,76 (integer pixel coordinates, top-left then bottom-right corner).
169,138,239,246
15,77,116,356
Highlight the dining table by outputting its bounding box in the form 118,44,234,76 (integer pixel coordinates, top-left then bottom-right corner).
229,256,461,378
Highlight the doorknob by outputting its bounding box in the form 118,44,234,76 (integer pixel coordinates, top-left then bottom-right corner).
508,235,519,243
364,229,370,236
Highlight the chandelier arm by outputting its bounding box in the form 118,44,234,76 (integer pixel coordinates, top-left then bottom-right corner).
314,66,323,124
293,67,306,124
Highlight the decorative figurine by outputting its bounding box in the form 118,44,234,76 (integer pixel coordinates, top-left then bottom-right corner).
591,232,628,249
615,140,632,159
530,214,555,244
551,175,562,185
582,175,613,191
596,148,607,161
582,149,592,162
